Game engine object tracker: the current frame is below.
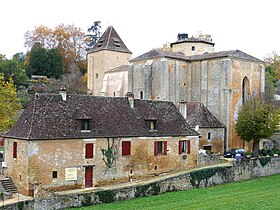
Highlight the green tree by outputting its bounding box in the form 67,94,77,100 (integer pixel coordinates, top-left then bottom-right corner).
27,43,63,79
0,74,21,132
0,53,29,88
264,52,280,98
235,98,279,157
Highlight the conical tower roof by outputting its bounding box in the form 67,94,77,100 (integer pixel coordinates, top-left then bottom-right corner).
89,26,132,54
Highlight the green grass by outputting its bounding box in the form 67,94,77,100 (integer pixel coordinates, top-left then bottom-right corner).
71,174,280,210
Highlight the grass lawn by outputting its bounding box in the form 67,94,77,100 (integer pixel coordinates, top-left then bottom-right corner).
71,174,280,210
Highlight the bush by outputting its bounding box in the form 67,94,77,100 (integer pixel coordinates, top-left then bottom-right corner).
260,149,267,156
267,149,273,156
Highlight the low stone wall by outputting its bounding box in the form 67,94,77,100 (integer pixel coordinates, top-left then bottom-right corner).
4,157,280,210
197,154,221,166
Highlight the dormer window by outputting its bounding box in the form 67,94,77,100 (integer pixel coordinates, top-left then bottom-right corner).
146,120,157,131
81,119,90,131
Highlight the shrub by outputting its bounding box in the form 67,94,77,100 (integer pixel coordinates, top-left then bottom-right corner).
260,149,267,157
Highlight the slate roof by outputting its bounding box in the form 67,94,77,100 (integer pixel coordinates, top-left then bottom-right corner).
4,93,198,140
186,50,263,62
89,26,132,54
130,49,189,62
171,37,215,47
182,102,224,128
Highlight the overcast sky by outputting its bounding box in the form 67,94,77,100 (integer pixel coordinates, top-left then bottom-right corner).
1,0,279,60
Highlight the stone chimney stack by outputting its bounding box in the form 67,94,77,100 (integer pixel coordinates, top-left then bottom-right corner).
59,88,67,101
125,92,135,108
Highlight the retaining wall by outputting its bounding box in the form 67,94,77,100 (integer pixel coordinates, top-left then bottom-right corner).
4,157,280,210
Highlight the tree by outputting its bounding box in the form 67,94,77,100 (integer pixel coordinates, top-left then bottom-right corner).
0,53,29,88
264,52,280,98
0,74,21,132
27,43,63,79
24,24,88,73
86,21,102,49
235,98,279,157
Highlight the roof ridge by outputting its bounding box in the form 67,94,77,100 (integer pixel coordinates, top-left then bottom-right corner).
105,26,113,49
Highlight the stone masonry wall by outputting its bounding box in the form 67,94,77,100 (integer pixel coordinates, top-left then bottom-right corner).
6,157,280,210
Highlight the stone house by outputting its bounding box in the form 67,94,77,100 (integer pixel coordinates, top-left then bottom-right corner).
87,26,265,151
3,92,199,196
178,101,225,153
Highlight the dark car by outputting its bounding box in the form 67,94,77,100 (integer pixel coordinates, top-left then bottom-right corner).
224,148,246,158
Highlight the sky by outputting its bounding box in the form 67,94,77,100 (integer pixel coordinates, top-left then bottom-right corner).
1,0,279,60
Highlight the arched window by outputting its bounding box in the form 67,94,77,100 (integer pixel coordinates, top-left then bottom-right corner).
140,91,144,99
242,77,250,104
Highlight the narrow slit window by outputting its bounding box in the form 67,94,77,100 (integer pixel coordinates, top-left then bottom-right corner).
52,171,58,179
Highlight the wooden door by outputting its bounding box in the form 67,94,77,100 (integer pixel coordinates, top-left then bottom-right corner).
85,167,93,188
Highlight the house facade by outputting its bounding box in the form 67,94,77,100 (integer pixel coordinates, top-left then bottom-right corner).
4,92,199,196
178,101,225,153
87,27,265,151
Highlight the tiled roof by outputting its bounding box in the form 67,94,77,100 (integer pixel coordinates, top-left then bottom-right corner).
130,49,188,62
106,65,131,73
171,37,215,47
5,94,198,140
182,102,224,128
130,49,262,63
88,26,132,54
187,50,263,62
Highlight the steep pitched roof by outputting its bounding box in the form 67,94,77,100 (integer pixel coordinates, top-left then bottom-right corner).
130,49,188,62
89,26,132,54
187,50,263,62
182,102,224,128
171,37,215,47
5,94,198,140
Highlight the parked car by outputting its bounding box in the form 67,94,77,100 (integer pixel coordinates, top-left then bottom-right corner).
224,148,246,158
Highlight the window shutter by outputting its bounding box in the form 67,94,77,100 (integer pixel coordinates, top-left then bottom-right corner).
13,142,17,158
122,141,131,156
179,141,182,154
154,142,158,156
187,140,191,154
163,141,167,155
85,143,94,158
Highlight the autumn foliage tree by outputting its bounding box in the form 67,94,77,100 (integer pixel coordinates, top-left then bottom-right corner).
0,74,21,132
24,24,88,73
235,98,279,157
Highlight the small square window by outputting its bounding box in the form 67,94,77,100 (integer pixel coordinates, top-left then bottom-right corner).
81,119,90,130
52,171,58,179
192,46,195,51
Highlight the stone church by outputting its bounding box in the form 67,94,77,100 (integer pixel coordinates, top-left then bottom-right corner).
87,26,265,152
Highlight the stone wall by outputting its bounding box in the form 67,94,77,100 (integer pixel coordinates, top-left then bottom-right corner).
5,136,199,196
5,157,280,210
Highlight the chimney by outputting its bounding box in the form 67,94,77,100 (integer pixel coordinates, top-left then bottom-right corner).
59,87,67,101
125,92,134,108
177,33,188,41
